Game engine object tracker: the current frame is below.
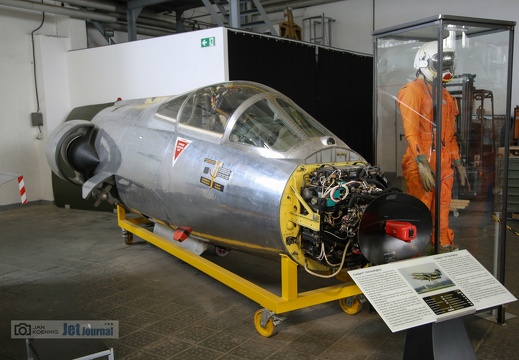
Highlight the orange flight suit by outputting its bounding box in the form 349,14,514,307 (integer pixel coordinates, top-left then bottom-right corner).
398,78,460,246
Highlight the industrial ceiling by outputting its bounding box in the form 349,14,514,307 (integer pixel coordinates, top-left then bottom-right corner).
0,0,344,42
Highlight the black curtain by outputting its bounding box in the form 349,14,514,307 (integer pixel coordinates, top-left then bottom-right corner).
227,30,374,163
317,48,374,163
228,30,318,117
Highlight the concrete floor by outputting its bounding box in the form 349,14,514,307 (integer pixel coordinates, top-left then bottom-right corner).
0,201,518,359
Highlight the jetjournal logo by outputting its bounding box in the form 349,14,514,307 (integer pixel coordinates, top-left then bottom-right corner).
11,320,119,339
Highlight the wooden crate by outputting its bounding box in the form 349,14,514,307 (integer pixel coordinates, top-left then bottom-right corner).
450,199,470,211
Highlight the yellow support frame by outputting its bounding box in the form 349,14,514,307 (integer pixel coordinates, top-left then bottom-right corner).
117,204,362,318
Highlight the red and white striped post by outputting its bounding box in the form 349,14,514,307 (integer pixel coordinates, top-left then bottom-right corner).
17,176,27,204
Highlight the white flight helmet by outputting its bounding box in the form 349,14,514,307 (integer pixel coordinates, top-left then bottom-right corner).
414,41,456,83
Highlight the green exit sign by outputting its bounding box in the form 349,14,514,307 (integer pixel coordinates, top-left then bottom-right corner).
201,37,216,48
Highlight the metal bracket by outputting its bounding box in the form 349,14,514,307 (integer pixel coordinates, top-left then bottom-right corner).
345,296,355,308
260,308,285,328
289,186,320,231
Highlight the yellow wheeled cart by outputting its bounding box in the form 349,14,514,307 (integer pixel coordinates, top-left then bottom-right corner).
116,204,364,337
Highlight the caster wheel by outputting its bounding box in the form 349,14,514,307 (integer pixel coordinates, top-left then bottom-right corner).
215,247,229,257
339,296,363,315
254,309,275,337
123,231,133,245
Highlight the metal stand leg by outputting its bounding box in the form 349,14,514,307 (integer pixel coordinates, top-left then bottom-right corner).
25,339,34,360
403,318,476,360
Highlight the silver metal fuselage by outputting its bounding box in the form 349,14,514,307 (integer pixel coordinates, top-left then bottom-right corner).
48,82,431,271
89,84,358,259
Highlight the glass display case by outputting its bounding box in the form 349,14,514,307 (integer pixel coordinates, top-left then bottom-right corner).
373,15,515,264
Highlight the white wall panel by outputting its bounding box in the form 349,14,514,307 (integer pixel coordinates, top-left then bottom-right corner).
36,35,72,201
0,10,67,206
67,27,229,108
302,0,373,54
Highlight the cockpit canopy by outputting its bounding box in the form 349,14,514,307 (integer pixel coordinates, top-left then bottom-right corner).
156,81,329,152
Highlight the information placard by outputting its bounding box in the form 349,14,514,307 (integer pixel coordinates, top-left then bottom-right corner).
348,250,517,332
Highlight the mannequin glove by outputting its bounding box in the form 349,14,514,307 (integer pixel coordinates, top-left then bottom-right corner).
416,154,435,192
454,159,470,190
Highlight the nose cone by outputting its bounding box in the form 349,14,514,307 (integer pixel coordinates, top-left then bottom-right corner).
68,136,100,174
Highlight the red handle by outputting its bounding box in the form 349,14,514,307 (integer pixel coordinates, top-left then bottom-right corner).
385,221,417,242
173,226,192,242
